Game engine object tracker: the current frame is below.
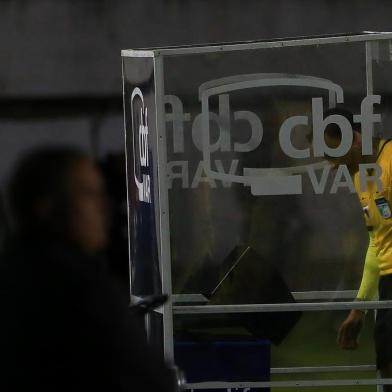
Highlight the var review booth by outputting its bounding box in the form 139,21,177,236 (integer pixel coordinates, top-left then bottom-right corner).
122,32,392,391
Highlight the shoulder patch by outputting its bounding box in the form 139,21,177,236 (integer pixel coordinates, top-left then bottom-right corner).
375,197,392,219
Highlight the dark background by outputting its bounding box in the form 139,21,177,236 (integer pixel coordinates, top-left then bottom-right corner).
1,0,391,182
0,1,388,378
2,0,392,98
0,0,391,250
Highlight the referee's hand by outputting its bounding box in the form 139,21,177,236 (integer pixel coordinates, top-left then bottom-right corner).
337,309,365,350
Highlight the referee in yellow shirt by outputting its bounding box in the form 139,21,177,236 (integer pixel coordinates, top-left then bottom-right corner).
321,108,392,390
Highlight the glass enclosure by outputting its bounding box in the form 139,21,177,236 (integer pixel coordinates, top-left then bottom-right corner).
122,33,392,390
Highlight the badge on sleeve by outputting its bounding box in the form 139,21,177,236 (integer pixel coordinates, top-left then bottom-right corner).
363,205,370,218
375,197,392,219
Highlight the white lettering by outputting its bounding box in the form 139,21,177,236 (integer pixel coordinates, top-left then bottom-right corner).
330,165,355,194
306,165,331,194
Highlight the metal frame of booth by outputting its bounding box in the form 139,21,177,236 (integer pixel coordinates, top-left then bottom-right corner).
122,32,392,390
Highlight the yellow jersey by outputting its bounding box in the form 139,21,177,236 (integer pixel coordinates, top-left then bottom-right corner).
354,139,392,277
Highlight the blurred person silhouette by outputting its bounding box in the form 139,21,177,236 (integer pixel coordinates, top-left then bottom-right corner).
100,153,130,290
0,191,9,252
0,147,176,392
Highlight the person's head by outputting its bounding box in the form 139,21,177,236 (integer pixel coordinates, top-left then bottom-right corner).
309,107,364,174
9,147,109,254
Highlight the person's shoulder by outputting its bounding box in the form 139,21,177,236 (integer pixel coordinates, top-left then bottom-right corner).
377,139,392,168
380,139,392,155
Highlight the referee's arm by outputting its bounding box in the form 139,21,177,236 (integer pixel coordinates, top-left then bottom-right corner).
337,233,379,349
356,233,379,303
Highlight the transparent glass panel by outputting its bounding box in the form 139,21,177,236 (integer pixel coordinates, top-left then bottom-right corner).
156,36,392,389
164,42,370,296
174,310,376,391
